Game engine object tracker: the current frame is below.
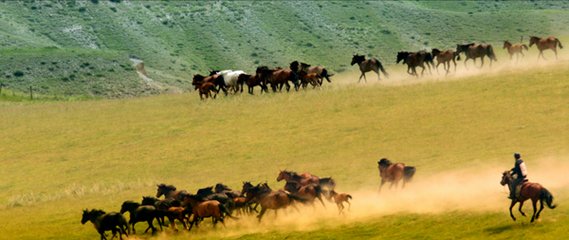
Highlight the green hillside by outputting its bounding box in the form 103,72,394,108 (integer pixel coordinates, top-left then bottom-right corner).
1,0,568,97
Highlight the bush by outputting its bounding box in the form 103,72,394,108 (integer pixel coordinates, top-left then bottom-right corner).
13,71,24,77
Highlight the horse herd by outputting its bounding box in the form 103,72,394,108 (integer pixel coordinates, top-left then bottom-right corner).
190,35,563,100
82,167,382,240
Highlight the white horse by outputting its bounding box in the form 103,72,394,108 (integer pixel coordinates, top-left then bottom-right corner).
218,70,246,93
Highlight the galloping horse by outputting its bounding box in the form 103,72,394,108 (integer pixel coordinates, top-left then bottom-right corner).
81,209,129,240
529,36,563,60
277,170,320,186
503,40,528,61
218,70,246,93
377,158,416,192
281,181,326,207
351,54,389,83
456,43,497,69
182,194,236,230
396,51,434,77
299,62,334,85
431,48,459,74
243,183,303,222
156,184,187,202
237,73,268,95
500,171,556,222
120,201,163,234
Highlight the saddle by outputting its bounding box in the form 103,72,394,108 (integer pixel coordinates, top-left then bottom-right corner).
514,179,529,199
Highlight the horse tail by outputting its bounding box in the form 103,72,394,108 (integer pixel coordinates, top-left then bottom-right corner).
556,38,564,49
455,52,461,61
376,60,389,78
219,203,239,219
347,194,352,200
540,188,557,209
522,44,529,51
403,166,416,182
487,45,497,61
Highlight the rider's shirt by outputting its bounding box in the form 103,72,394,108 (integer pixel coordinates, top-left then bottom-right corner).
512,159,527,179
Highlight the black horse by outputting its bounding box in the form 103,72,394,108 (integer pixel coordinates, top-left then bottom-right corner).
81,209,128,240
120,200,163,234
351,54,389,83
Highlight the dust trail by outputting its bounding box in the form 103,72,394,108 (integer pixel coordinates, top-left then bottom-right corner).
332,50,569,87
181,156,568,239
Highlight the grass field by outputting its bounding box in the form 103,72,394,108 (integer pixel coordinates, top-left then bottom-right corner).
1,48,568,239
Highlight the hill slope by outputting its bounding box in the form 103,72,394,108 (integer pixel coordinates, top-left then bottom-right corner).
1,1,568,97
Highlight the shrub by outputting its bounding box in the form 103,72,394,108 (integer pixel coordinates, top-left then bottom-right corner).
13,71,24,77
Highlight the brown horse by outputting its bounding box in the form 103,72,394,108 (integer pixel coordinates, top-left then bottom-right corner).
299,71,321,89
500,171,556,222
182,194,237,230
299,62,334,85
277,170,320,186
197,81,218,100
529,36,564,60
192,73,226,95
351,54,389,83
503,40,528,62
431,48,459,74
456,43,497,69
396,51,434,77
326,190,352,215
243,183,303,222
256,62,299,92
377,158,416,192
282,181,326,207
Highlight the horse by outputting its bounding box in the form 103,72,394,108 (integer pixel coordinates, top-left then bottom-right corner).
119,201,163,234
503,40,528,62
243,183,304,222
182,194,237,230
218,70,246,93
277,170,320,186
351,54,389,83
237,73,268,95
326,190,352,215
256,62,300,92
298,70,321,89
195,186,235,213
197,81,218,100
165,206,191,231
529,36,563,60
500,171,556,222
299,62,334,85
81,209,129,240
396,51,434,77
141,196,180,229
456,43,497,69
431,48,460,74
156,184,187,202
192,73,226,94
377,158,416,192
214,183,241,199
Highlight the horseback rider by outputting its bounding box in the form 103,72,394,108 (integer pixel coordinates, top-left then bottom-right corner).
509,152,528,199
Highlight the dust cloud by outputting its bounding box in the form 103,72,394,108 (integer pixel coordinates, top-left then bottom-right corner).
143,156,568,239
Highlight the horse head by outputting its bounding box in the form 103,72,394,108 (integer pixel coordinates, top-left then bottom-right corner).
81,209,90,224
528,36,539,47
351,54,364,65
378,158,392,169
277,170,288,182
500,171,512,186
156,184,176,198
396,52,409,64
503,41,511,49
431,48,441,57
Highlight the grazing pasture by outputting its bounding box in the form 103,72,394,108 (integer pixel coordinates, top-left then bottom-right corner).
1,55,569,239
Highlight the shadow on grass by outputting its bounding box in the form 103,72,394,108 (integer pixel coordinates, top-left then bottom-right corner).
484,222,536,235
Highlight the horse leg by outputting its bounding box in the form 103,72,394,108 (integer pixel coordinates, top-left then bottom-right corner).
554,48,558,60
531,199,538,222
464,58,469,70
509,200,517,221
257,208,267,222
518,201,526,216
378,179,386,193
479,57,484,69
317,195,326,208
536,198,545,220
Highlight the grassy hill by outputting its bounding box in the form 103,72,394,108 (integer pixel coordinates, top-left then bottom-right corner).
1,1,569,97
1,55,568,239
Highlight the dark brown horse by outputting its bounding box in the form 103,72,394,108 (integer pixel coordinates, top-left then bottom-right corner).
351,54,389,83
120,201,163,234
456,43,497,69
529,36,563,60
377,158,416,192
156,184,187,202
237,73,268,95
432,48,460,74
197,81,218,100
503,40,528,61
81,209,129,240
282,181,326,207
192,73,226,95
500,171,556,222
396,51,434,77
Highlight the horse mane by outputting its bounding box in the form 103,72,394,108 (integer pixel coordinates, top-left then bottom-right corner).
378,158,392,167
